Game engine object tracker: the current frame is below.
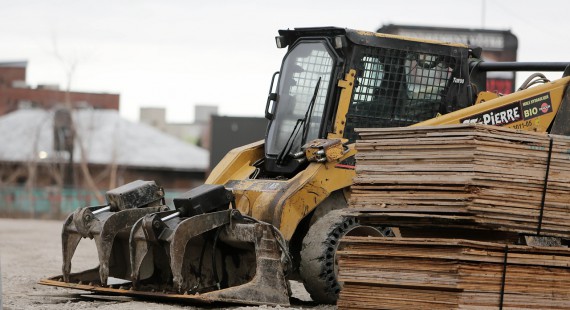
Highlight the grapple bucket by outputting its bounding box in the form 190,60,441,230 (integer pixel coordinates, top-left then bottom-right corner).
61,180,168,286
45,184,291,306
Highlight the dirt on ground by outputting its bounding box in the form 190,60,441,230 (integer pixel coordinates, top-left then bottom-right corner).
0,218,335,310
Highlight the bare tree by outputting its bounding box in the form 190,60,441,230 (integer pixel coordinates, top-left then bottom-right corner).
51,34,105,203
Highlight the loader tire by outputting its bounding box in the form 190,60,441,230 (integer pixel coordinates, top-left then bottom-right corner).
299,209,390,304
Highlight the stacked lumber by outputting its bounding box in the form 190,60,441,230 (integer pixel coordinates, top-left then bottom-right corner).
337,237,570,310
350,124,570,237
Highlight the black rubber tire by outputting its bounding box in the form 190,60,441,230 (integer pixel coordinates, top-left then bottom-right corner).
299,209,388,304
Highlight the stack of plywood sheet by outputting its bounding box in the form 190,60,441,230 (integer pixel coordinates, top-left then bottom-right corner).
350,124,570,237
337,237,570,310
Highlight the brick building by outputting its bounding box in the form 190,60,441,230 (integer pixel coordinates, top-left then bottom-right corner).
0,61,119,116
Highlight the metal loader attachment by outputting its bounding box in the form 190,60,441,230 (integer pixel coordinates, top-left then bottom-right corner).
61,180,168,286
128,184,291,306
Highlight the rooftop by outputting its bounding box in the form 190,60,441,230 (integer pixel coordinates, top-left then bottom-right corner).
0,109,209,172
0,60,27,68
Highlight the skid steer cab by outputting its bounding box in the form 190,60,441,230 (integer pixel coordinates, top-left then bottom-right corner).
41,26,540,306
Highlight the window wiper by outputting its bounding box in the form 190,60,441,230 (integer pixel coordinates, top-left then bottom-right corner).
301,77,321,146
276,77,321,166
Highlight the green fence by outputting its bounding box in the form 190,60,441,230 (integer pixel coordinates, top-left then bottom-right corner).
0,186,103,219
0,186,184,219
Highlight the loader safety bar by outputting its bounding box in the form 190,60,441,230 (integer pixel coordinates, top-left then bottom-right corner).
471,61,570,72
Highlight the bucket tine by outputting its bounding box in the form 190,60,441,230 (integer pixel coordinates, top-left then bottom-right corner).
94,206,167,285
129,216,150,287
130,211,167,286
61,205,109,282
61,212,84,282
168,210,233,292
130,209,184,287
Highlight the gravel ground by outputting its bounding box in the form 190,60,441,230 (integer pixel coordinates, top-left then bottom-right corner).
0,218,335,310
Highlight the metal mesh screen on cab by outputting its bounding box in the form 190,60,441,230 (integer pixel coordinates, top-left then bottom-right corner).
276,50,333,150
287,49,332,139
344,47,457,142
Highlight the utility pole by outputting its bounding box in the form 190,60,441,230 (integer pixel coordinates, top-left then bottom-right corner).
481,0,486,28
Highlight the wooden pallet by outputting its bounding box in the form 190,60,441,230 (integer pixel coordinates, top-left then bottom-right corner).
349,124,570,237
338,237,570,310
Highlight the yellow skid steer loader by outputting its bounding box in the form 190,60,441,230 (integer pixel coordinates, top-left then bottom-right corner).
41,27,570,306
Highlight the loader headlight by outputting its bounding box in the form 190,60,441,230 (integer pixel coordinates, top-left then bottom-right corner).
275,36,287,48
334,35,346,49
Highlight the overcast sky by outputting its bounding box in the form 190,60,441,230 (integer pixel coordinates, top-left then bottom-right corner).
0,0,568,123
